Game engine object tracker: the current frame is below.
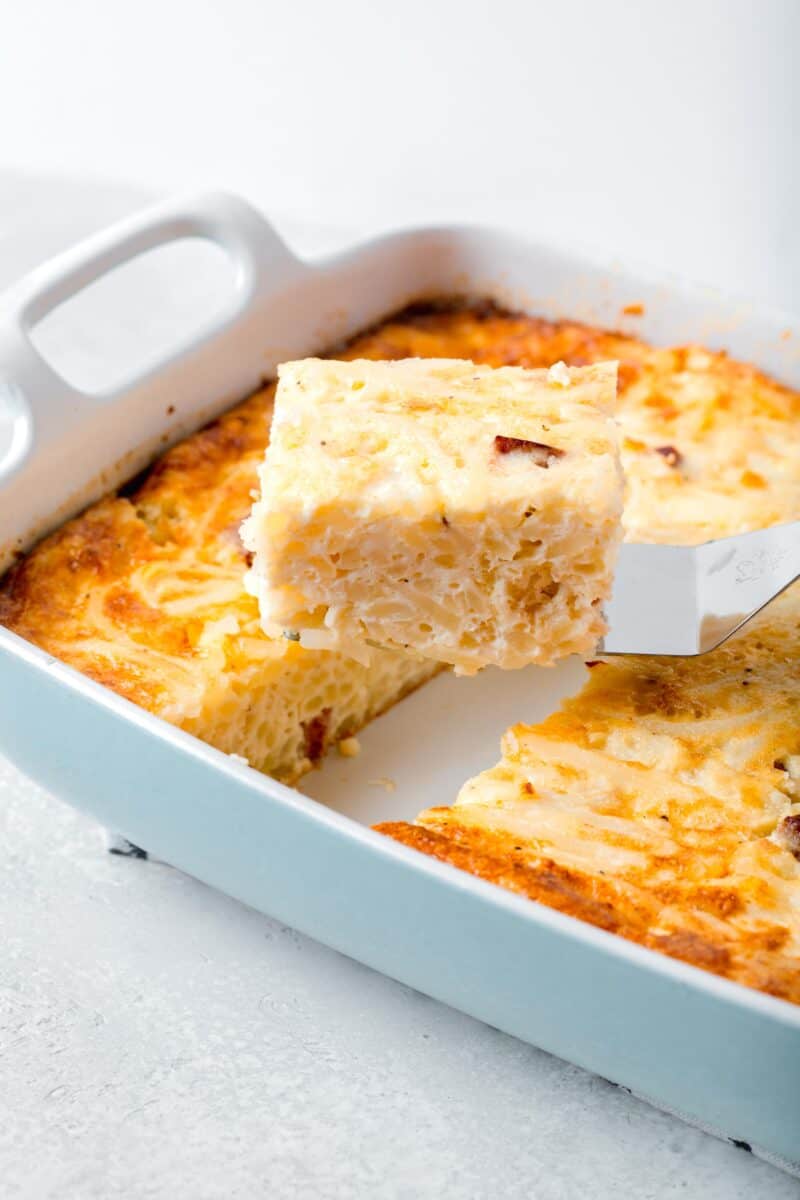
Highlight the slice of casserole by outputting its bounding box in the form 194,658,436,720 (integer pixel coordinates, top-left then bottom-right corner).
243,357,623,673
379,592,800,1001
0,386,438,784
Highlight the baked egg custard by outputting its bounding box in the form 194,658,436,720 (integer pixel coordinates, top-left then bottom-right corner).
243,357,623,673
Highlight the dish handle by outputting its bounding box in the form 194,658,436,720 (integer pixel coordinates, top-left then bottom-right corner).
0,191,302,569
0,190,300,448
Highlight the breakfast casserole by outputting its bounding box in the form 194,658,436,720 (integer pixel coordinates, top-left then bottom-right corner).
243,357,623,673
1,299,798,1001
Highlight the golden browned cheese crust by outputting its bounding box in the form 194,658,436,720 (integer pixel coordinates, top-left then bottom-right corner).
375,821,800,1002
0,391,268,716
0,378,440,783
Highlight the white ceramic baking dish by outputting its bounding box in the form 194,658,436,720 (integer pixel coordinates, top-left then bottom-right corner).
1,192,798,1168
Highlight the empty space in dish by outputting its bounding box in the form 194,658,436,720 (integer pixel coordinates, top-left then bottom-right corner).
302,658,587,825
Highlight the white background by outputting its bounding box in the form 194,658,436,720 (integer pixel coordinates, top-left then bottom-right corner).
2,0,798,309
1,3,798,1197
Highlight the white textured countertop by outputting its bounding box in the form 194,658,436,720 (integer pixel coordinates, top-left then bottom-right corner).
1,173,798,1199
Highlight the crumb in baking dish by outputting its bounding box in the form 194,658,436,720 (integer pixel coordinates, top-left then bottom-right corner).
338,735,361,758
242,357,623,674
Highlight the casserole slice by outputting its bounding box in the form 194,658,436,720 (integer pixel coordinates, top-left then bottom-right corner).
243,357,623,673
379,589,800,1002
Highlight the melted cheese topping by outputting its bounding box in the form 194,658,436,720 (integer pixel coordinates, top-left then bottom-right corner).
244,358,623,672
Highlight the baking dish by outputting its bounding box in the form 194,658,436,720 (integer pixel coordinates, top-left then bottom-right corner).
0,192,798,1166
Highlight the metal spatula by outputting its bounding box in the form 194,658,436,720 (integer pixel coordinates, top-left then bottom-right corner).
599,520,799,656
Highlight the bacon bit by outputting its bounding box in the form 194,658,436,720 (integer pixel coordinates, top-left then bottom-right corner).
622,302,645,317
655,445,682,468
775,813,800,858
522,781,534,795
585,660,603,668
494,436,565,467
302,707,332,763
774,758,788,771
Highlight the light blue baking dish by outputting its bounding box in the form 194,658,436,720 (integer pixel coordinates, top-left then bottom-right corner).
0,192,797,1165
